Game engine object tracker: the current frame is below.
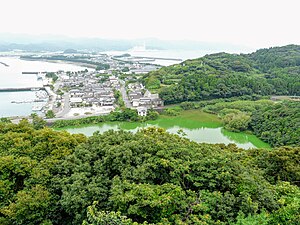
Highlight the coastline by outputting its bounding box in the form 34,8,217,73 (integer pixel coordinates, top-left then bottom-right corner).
20,58,97,69
52,110,271,149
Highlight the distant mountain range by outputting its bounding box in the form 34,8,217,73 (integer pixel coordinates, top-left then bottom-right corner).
0,33,253,53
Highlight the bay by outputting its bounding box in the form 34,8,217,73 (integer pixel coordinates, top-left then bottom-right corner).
0,57,89,117
0,91,46,118
0,57,88,88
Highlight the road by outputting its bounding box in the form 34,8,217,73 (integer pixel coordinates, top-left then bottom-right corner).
56,93,70,118
120,80,132,108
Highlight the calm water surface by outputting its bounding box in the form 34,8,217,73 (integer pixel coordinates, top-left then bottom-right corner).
0,57,88,88
60,116,270,150
0,57,88,117
0,91,46,117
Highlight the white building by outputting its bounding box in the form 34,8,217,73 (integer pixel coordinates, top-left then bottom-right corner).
137,107,147,116
70,97,83,107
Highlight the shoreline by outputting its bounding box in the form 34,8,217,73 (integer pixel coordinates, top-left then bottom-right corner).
20,58,97,69
52,110,271,149
9,109,111,125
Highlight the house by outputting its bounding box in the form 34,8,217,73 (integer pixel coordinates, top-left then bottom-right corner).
129,91,143,100
102,98,114,106
128,87,164,109
109,76,119,86
69,89,84,97
132,99,140,107
70,97,83,107
137,107,147,116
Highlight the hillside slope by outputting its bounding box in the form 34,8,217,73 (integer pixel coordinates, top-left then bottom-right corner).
143,45,300,104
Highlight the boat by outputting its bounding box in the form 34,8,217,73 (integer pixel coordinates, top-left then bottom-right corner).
11,100,33,104
32,105,43,111
31,87,40,91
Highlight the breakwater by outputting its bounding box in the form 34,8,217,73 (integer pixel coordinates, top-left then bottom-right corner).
0,62,9,67
0,87,45,92
134,56,182,61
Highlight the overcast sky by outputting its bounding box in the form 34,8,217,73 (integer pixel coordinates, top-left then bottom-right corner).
1,0,299,48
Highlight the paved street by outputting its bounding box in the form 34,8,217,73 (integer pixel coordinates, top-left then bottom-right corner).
120,80,132,108
56,93,70,118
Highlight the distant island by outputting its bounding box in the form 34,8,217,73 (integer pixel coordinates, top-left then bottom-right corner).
63,48,78,54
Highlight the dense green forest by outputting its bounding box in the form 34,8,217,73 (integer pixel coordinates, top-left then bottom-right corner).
0,120,299,224
143,45,300,104
201,100,300,147
251,101,300,147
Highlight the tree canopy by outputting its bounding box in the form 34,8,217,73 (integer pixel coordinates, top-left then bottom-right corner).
143,45,300,104
0,121,299,224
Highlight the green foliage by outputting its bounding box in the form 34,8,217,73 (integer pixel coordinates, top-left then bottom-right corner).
145,109,159,121
82,202,148,225
248,44,300,72
0,120,87,224
0,119,299,224
46,72,58,82
114,89,125,107
247,147,300,186
223,112,251,132
45,110,55,118
234,211,270,225
203,100,273,115
56,89,64,96
0,185,51,224
53,128,299,224
203,100,258,132
162,107,182,116
251,101,300,147
144,75,161,90
178,96,265,111
201,100,299,147
142,45,300,104
269,182,300,224
31,113,46,129
0,117,11,123
122,67,130,73
180,101,200,110
96,63,110,71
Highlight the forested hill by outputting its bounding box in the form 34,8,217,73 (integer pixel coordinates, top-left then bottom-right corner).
143,45,300,104
248,44,300,72
0,121,299,224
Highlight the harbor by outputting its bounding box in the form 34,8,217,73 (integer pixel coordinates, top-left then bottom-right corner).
0,57,87,117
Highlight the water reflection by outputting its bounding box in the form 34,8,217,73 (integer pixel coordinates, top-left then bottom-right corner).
62,119,270,149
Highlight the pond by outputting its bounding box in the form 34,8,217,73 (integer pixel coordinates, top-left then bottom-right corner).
56,110,270,149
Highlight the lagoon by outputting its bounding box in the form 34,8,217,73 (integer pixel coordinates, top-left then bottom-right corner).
58,110,270,149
